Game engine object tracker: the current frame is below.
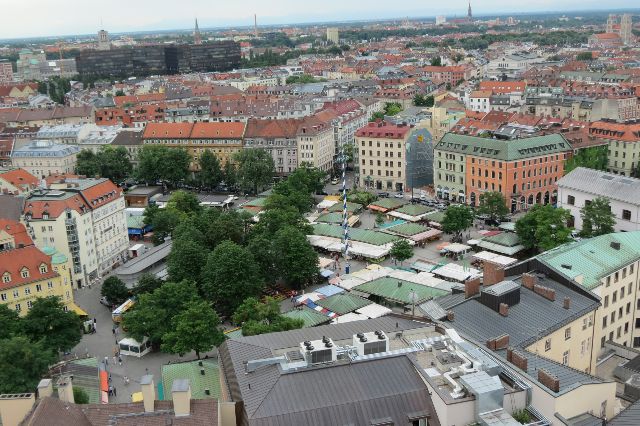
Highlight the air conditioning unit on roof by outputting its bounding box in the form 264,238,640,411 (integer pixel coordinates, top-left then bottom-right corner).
353,331,389,356
300,336,337,365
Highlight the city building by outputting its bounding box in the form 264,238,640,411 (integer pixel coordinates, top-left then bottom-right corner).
538,231,640,352
11,140,80,178
111,129,144,167
557,167,640,232
1,105,95,127
0,168,39,195
97,29,110,50
296,115,334,173
0,59,14,83
434,133,572,210
75,42,241,77
23,178,129,288
588,121,640,177
142,122,245,172
326,27,339,44
605,13,634,45
244,118,300,175
15,49,76,81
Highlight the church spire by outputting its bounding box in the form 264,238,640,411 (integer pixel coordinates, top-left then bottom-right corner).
468,1,473,20
194,18,202,45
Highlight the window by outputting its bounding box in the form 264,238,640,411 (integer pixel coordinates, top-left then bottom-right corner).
39,265,47,274
24,288,30,295
545,338,551,351
15,303,21,313
26,301,32,309
615,272,619,283
567,195,575,205
562,351,569,365
617,326,622,338
565,327,571,340
613,291,617,303
603,317,608,328
20,269,29,278
1,274,9,283
628,302,631,314
0,293,6,301
604,295,609,307
611,312,616,324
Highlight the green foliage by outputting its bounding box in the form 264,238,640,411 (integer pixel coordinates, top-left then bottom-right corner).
413,94,435,107
576,51,593,61
223,160,237,187
114,89,126,96
98,146,133,182
73,386,90,404
233,297,304,336
161,300,225,358
131,273,164,296
286,74,326,84
390,240,414,265
512,409,531,424
166,190,202,216
347,190,377,206
384,102,402,116
201,241,264,316
268,167,324,213
375,212,385,227
22,296,82,353
580,197,615,238
137,145,191,187
0,304,20,340
168,238,209,283
272,226,319,289
515,205,572,252
233,148,275,195
100,276,130,305
147,207,181,245
122,280,200,344
477,192,510,221
203,210,247,248
441,205,474,241
0,336,56,394
430,57,442,66
76,150,101,177
37,76,72,104
197,150,223,189
564,147,608,174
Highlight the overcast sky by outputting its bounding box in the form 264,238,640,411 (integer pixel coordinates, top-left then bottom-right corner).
0,0,638,39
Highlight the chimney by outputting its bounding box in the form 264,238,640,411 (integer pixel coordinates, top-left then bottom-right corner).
538,369,560,392
37,379,53,399
446,311,454,321
534,284,556,301
499,303,509,317
56,375,74,404
464,277,481,298
171,379,191,417
0,394,36,426
140,375,155,413
483,262,505,287
563,297,571,309
522,273,537,290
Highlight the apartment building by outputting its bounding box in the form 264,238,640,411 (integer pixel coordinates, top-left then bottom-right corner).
142,122,245,172
0,168,39,195
588,121,640,177
11,140,80,178
355,122,411,191
0,59,13,83
244,118,299,175
558,167,640,232
538,232,640,353
23,178,128,288
434,133,571,211
296,115,334,173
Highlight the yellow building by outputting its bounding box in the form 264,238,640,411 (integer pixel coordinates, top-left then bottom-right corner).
0,245,75,316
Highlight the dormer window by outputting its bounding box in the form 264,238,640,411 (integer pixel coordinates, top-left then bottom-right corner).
2,273,10,283
20,268,29,278
39,264,48,274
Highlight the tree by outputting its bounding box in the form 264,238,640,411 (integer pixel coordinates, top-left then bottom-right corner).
97,146,132,183
137,146,191,187
115,89,126,97
168,238,209,283
384,102,402,116
0,304,20,340
223,161,237,187
166,190,201,216
413,94,435,107
247,233,277,283
273,226,319,289
232,297,304,336
22,296,82,353
198,150,223,189
375,212,385,227
131,273,164,296
430,56,442,66
347,190,377,207
253,205,312,236
122,280,200,344
234,149,275,195
148,208,181,245
580,197,615,238
390,239,414,266
201,241,264,316
204,210,246,248
101,276,129,305
441,205,474,242
73,387,90,404
564,147,608,174
477,191,510,222
0,337,56,394
76,150,101,177
515,205,572,252
162,301,225,359
576,51,593,61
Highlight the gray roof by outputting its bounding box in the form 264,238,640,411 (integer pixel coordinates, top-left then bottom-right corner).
111,130,143,146
608,400,640,425
558,167,640,207
218,317,441,426
0,194,25,221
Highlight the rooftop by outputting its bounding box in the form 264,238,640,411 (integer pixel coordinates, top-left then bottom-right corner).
558,167,640,207
353,276,448,304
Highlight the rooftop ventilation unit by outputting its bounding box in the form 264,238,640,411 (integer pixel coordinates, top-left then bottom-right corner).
300,337,337,365
353,331,389,356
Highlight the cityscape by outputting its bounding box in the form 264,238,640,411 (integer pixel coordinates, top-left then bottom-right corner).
2,1,640,425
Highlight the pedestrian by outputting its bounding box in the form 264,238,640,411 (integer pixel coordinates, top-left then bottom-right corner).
93,318,97,325
108,374,112,383
104,356,108,366
145,367,149,375
113,387,117,397
112,356,117,365
108,386,113,396
118,356,122,366
112,327,115,335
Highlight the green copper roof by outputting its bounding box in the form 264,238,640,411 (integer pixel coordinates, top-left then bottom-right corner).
283,306,332,327
385,222,430,236
435,133,571,161
537,231,640,290
316,293,372,315
312,224,400,246
328,201,363,214
482,233,521,247
161,360,220,400
368,198,406,210
42,246,56,256
52,253,68,264
315,212,344,224
353,277,448,304
393,204,433,216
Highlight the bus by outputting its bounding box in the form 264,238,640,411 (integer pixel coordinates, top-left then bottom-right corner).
112,298,136,323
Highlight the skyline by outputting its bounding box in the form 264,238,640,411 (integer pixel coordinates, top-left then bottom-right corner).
0,0,639,40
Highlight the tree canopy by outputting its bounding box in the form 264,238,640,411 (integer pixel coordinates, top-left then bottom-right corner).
197,150,223,189
477,191,510,222
515,204,572,252
137,145,191,187
76,146,132,182
580,197,616,238
564,147,608,174
22,296,83,353
441,205,474,242
100,276,130,306
233,148,275,195
272,226,319,289
232,297,304,336
0,336,56,394
390,239,414,266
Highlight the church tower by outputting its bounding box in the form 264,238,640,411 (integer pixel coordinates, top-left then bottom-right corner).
468,1,473,21
194,18,202,45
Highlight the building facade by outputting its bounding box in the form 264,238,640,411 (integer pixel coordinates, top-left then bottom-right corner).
296,116,334,173
244,118,299,175
0,59,13,83
588,121,640,177
11,140,80,178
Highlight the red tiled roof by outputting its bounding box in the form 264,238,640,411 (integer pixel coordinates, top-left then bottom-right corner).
190,122,245,139
0,219,33,247
0,168,39,191
80,180,122,210
479,81,526,94
588,121,640,142
355,122,411,139
25,195,90,219
245,118,301,139
0,246,58,291
143,123,194,139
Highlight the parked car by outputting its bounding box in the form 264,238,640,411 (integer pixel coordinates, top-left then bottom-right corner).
435,203,447,210
99,296,111,307
331,178,339,185
378,192,390,198
410,197,421,204
394,192,404,199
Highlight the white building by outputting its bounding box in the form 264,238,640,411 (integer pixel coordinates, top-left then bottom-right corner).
557,167,640,232
23,178,129,288
296,116,335,173
326,27,339,44
11,140,80,178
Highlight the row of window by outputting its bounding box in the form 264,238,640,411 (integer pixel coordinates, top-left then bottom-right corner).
602,302,632,329
2,264,48,283
1,281,55,300
361,169,402,178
